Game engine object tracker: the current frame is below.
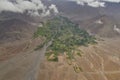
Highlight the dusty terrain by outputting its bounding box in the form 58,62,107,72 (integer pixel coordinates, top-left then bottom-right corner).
79,15,120,38
38,38,120,80
0,35,120,80
0,38,47,80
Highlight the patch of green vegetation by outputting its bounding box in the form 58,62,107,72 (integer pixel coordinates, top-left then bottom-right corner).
73,65,83,73
34,16,97,61
76,49,83,57
46,51,58,62
77,52,82,57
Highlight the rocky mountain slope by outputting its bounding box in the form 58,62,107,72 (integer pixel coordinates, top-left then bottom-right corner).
79,15,120,38
0,12,41,44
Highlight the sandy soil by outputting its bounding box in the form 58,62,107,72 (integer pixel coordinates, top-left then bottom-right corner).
38,38,120,80
0,37,120,80
0,38,48,80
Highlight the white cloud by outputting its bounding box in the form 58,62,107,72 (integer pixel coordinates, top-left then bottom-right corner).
87,1,105,7
114,25,120,34
103,0,120,3
49,4,59,13
0,0,22,13
68,0,120,7
0,0,59,17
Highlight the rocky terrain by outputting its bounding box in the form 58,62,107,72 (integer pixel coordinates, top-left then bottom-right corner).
79,15,120,38
0,12,44,44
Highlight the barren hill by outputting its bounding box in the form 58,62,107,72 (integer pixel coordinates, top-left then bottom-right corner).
79,15,120,38
0,12,41,44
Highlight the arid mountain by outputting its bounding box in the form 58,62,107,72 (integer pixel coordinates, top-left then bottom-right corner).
43,0,120,38
79,15,120,38
43,0,100,21
43,0,120,20
0,12,41,44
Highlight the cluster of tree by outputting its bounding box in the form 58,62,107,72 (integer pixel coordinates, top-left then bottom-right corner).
34,16,97,61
